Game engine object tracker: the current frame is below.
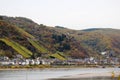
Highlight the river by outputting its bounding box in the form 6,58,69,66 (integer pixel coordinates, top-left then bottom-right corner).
0,68,120,80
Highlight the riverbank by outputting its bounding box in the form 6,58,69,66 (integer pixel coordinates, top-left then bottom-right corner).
0,64,119,70
49,77,118,80
49,72,120,80
0,64,51,70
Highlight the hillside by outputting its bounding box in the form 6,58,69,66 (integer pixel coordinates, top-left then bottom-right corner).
0,20,53,59
52,28,120,58
0,20,31,58
0,16,87,59
80,28,120,57
0,15,120,59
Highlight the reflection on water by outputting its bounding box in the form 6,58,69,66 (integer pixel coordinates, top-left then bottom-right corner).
50,77,117,80
0,68,119,80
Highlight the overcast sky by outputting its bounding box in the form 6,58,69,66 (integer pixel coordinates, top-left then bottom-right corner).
0,0,120,30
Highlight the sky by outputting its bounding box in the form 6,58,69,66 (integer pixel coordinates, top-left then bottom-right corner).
0,0,120,30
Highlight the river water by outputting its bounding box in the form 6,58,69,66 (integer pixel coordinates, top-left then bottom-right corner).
0,68,120,80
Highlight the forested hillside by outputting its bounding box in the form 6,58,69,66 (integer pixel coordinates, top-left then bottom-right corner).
0,15,120,59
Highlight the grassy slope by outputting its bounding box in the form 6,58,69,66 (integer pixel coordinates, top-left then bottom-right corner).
15,26,34,39
50,53,66,61
0,38,33,58
28,39,48,53
28,39,66,60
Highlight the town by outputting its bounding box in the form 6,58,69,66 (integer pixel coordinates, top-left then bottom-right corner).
0,53,120,68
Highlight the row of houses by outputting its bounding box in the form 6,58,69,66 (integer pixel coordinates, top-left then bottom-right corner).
0,56,120,66
0,56,51,66
52,58,120,65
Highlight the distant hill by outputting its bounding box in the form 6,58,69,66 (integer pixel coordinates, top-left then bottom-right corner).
0,15,120,59
82,28,102,31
